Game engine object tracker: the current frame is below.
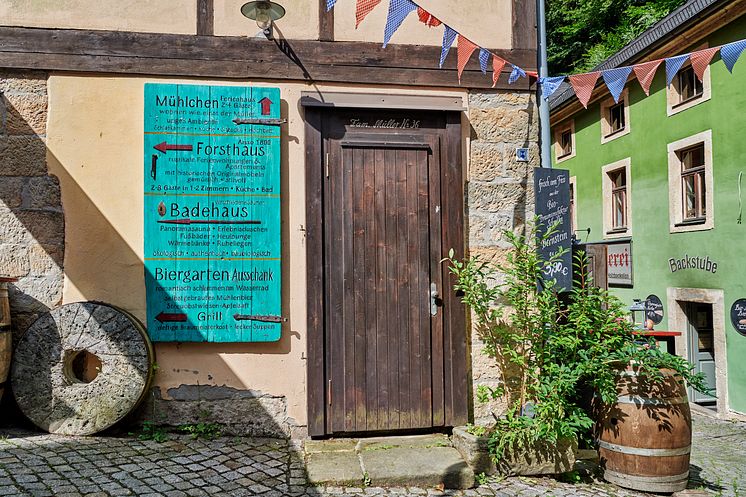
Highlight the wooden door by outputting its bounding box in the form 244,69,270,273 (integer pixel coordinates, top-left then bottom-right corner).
305,108,466,436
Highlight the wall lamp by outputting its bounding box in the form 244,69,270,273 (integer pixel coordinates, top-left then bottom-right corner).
241,1,286,39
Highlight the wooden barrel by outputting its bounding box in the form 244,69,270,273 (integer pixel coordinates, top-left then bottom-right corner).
0,278,15,403
597,364,692,493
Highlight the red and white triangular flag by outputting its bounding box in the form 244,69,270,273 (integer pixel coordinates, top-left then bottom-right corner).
417,7,441,27
355,0,382,28
492,55,507,88
690,47,720,81
633,59,663,96
569,71,600,108
457,35,479,83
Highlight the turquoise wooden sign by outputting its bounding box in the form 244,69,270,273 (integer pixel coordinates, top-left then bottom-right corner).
143,83,281,342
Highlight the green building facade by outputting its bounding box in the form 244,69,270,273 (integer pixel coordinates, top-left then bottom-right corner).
550,3,746,418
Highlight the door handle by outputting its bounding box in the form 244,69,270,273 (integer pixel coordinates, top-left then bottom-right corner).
430,282,441,316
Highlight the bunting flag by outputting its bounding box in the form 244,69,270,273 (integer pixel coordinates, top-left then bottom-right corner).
417,7,441,27
382,0,417,48
569,71,600,108
327,0,337,11
457,35,479,82
508,64,527,84
492,55,507,87
720,39,746,72
602,66,633,103
540,76,566,100
478,49,490,74
665,54,689,86
690,47,720,81
355,0,382,28
439,26,458,68
633,59,663,95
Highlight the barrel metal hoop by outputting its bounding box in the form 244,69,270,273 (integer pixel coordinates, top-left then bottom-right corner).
616,370,678,377
598,440,691,456
616,395,689,406
604,468,690,483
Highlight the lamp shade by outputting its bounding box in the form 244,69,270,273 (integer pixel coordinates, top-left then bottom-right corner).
240,1,286,22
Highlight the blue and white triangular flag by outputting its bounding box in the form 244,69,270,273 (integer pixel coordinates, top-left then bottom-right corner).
540,76,566,100
665,54,689,86
439,26,458,68
508,65,526,84
383,0,417,48
602,66,633,103
478,49,490,74
721,40,746,72
326,0,337,11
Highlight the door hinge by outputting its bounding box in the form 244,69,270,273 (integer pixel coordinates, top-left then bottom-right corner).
327,379,332,405
325,153,329,178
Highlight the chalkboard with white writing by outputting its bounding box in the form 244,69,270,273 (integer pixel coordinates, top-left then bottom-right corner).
534,168,572,291
730,299,746,337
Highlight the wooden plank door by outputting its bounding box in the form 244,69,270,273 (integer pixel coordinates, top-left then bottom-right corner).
322,116,444,434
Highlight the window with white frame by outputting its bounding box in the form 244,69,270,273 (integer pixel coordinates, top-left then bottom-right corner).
602,158,632,238
668,130,714,232
667,47,712,116
600,88,630,143
553,120,575,163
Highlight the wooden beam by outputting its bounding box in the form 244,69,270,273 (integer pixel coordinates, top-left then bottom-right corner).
512,0,537,50
319,0,334,42
197,0,214,36
0,26,535,90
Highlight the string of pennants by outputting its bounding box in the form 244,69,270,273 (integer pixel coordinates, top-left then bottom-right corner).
325,0,746,106
325,0,537,85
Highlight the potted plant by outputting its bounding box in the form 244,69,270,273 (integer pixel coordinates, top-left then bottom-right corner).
447,222,709,480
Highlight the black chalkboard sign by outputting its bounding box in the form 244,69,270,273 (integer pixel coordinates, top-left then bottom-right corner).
534,168,572,291
730,299,746,336
645,294,664,325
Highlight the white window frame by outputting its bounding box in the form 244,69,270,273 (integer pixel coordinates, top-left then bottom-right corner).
553,120,576,163
667,45,712,117
600,88,630,144
601,158,632,239
667,130,714,233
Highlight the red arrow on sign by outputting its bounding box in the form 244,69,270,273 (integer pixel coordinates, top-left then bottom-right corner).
154,142,193,153
156,312,187,323
259,97,273,116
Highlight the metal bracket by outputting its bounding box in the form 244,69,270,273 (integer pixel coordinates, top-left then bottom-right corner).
233,118,287,126
430,282,440,316
233,314,286,323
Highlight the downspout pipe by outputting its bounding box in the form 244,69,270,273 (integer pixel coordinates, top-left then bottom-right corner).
536,0,551,169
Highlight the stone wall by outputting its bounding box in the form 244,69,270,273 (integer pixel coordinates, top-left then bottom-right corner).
466,90,538,425
135,385,303,439
0,70,64,338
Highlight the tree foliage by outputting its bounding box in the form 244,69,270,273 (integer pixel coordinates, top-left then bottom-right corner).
547,0,686,74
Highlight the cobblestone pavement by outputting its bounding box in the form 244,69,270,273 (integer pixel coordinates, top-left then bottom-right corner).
0,413,742,496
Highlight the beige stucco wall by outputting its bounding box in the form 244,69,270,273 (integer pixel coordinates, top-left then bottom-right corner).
2,0,514,49
334,0,513,49
0,0,197,34
45,74,467,430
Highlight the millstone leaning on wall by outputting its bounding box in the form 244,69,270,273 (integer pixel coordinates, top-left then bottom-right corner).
0,70,65,340
466,90,537,425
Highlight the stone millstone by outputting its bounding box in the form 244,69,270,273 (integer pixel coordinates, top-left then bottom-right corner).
11,302,154,435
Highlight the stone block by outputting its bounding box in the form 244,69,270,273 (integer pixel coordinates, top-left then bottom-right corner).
24,175,61,210
12,272,64,308
28,243,64,275
0,176,25,208
305,451,362,486
304,439,358,454
503,144,539,180
468,182,528,214
361,446,474,489
469,91,532,110
13,210,64,245
469,142,504,182
0,244,30,277
0,209,33,245
3,93,48,136
0,71,47,95
0,135,48,176
467,214,513,248
470,106,535,143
